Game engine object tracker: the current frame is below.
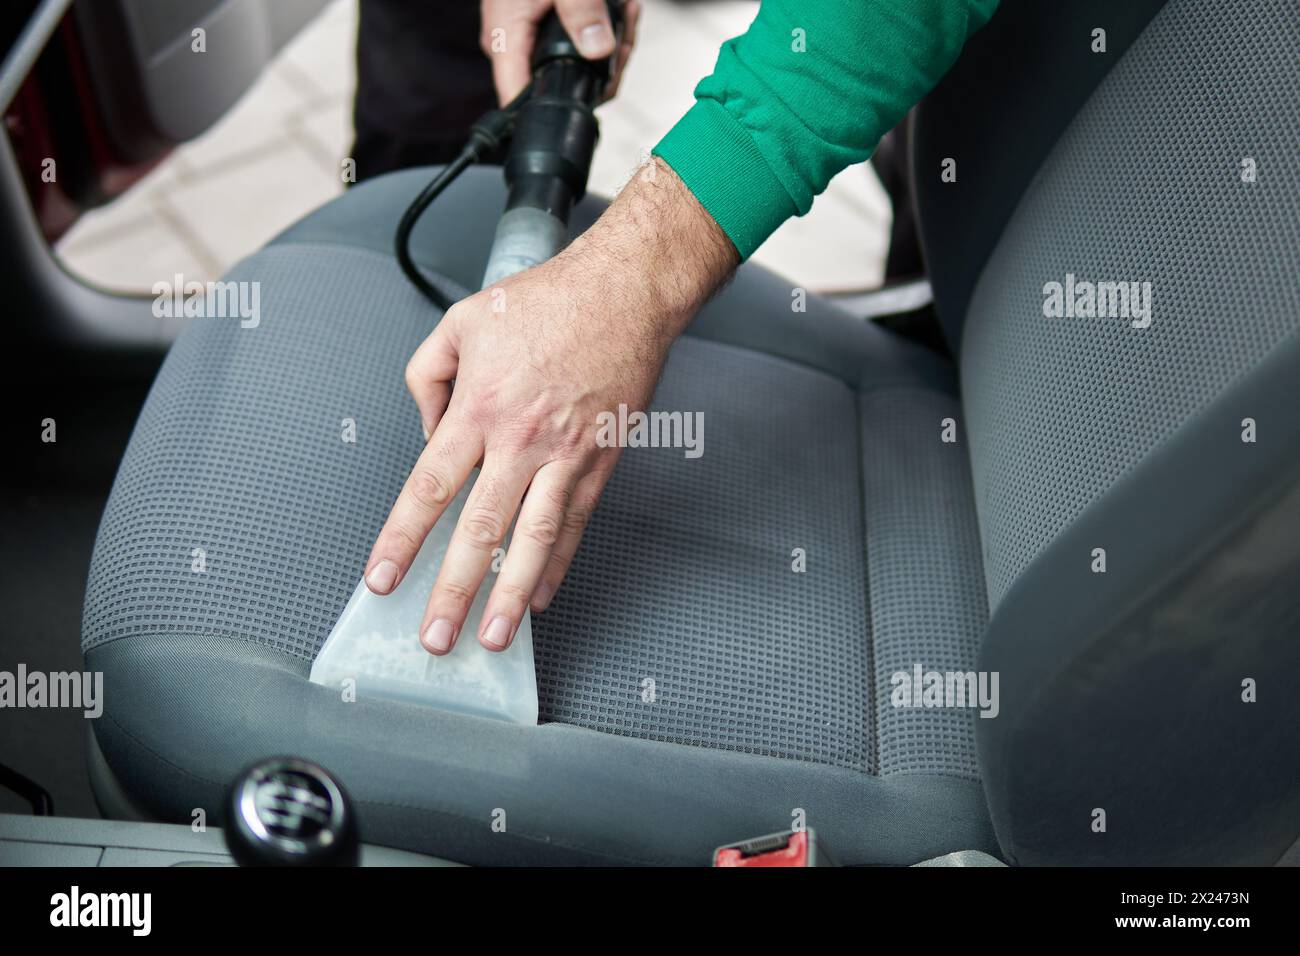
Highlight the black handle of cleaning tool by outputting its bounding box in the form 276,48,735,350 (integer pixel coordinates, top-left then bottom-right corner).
499,2,623,217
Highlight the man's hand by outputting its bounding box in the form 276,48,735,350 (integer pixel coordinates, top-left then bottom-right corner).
481,0,641,105
364,158,737,655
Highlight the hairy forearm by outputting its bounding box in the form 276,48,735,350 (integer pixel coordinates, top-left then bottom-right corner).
554,157,739,348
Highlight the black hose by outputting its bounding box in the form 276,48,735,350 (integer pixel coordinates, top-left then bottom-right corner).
394,85,533,312
394,149,479,312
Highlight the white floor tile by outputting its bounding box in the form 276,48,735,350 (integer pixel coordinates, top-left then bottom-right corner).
278,0,358,101
752,167,891,290
160,139,344,271
174,66,312,178
609,0,726,136
54,216,211,294
294,99,356,173
58,167,173,254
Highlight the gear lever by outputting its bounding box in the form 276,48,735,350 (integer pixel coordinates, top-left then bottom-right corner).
224,756,360,867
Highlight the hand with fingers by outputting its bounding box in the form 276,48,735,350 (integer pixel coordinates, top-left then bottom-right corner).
363,158,737,655
480,0,642,106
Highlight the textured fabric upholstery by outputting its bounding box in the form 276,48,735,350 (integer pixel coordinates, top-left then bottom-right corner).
964,0,1300,864
85,243,893,772
533,340,874,770
861,389,985,778
82,181,994,862
962,0,1300,610
83,246,439,662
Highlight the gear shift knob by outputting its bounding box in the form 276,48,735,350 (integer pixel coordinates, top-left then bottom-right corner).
224,757,360,867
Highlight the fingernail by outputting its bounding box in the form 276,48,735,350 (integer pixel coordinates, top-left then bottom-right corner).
482,615,513,650
421,423,431,442
423,619,455,654
365,559,399,594
530,582,553,613
578,23,612,56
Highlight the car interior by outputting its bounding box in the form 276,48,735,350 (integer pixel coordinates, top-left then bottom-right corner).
1,0,1297,870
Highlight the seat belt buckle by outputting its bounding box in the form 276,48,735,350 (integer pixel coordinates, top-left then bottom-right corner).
712,828,836,867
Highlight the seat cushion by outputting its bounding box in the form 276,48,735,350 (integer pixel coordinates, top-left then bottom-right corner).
534,338,874,769
82,170,994,864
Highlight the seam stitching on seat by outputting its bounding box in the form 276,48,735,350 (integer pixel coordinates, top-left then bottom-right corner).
853,390,881,777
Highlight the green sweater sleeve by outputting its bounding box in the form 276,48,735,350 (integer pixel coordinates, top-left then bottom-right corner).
652,0,999,259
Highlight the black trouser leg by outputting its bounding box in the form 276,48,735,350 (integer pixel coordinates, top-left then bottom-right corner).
352,0,499,181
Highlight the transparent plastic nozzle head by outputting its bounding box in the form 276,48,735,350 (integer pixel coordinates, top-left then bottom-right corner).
310,474,538,725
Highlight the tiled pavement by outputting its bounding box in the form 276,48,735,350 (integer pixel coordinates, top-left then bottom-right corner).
56,0,890,294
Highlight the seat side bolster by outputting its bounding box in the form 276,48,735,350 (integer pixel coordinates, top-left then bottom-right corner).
978,333,1300,865
87,633,997,866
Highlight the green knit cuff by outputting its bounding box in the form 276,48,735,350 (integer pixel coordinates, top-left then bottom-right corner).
652,98,797,261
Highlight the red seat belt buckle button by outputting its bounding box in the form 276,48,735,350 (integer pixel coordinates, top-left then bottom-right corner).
713,829,833,867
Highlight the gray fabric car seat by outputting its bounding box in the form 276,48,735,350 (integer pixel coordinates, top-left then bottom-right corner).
82,0,1299,865
81,164,993,865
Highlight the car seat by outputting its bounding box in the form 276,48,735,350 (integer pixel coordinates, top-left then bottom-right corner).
80,0,1300,864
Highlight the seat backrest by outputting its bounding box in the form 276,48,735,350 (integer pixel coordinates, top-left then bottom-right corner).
912,0,1167,351
919,0,1300,864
